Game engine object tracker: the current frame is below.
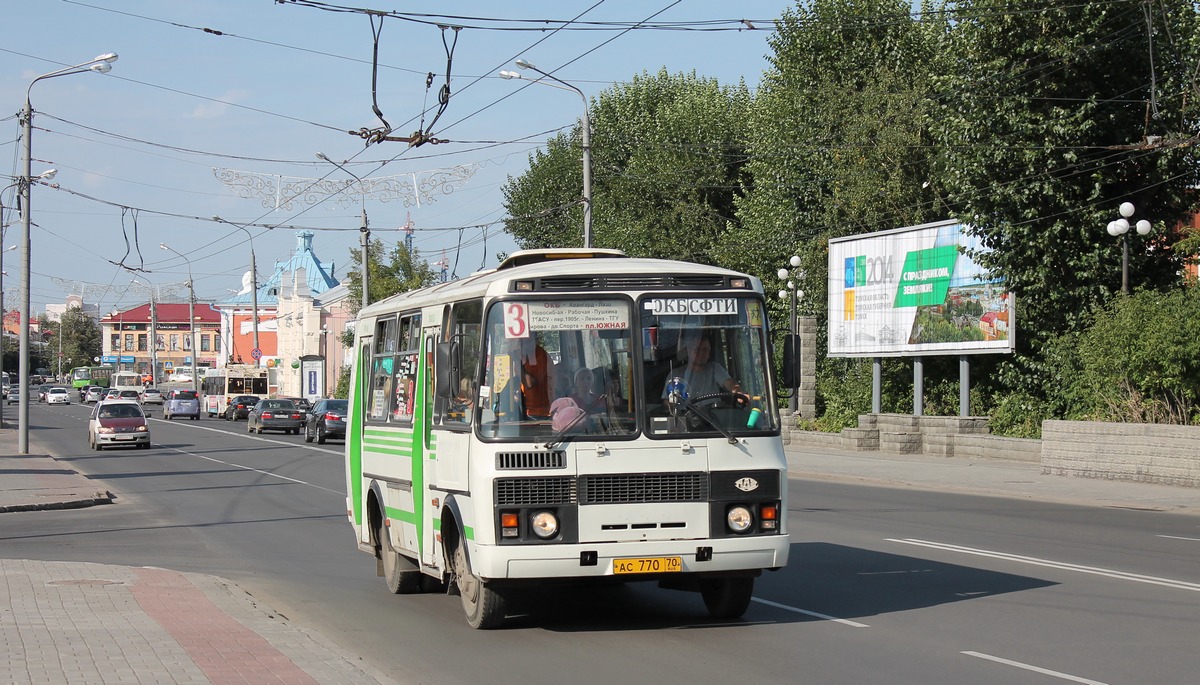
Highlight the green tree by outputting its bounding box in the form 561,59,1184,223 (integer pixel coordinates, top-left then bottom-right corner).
931,0,1200,343
343,239,438,318
736,0,952,418
503,68,752,265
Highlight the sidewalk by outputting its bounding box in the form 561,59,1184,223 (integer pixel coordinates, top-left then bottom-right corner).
0,428,396,685
785,444,1200,515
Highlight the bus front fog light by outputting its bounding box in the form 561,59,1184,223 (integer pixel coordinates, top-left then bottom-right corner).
530,511,559,539
726,506,753,533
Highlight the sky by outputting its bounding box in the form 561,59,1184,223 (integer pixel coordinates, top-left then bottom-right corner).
1,0,796,317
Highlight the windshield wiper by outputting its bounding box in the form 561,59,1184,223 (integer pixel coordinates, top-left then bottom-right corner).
680,400,739,444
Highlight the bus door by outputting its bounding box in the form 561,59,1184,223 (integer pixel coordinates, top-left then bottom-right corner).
420,327,442,566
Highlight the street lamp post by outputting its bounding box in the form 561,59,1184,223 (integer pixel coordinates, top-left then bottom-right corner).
1106,202,1154,296
776,255,803,414
18,52,117,454
500,61,592,248
213,217,260,364
316,154,371,311
161,243,199,394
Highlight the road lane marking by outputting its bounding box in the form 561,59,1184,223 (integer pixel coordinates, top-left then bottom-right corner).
750,598,869,627
1157,534,1200,542
962,651,1109,684
161,444,345,495
889,538,1200,592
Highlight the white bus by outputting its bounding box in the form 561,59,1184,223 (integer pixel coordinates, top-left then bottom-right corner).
109,371,144,395
200,365,268,417
345,249,790,628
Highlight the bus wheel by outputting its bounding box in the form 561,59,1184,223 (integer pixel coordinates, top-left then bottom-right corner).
453,536,505,629
700,576,755,619
378,520,420,594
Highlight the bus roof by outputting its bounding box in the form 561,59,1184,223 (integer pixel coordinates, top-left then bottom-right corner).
357,250,761,320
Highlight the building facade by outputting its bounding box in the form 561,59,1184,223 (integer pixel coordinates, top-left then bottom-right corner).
99,303,221,382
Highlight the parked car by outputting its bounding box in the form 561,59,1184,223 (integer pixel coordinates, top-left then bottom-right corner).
246,398,304,435
83,386,105,404
169,372,193,384
304,398,347,444
224,395,261,421
164,389,200,421
88,400,150,450
46,387,71,405
140,387,164,405
37,384,54,402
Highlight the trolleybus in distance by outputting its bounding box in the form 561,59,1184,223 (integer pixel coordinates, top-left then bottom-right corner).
345,249,790,628
200,365,268,417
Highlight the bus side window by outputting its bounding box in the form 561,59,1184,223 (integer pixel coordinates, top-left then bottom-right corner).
439,299,482,427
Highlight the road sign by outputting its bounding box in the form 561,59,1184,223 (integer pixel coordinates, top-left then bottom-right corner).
251,348,262,360
163,361,174,370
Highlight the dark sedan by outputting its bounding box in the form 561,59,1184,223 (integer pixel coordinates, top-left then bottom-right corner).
224,395,260,421
246,398,304,435
304,398,347,444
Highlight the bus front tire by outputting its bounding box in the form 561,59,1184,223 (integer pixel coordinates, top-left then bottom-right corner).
700,576,755,619
378,521,421,594
453,536,505,629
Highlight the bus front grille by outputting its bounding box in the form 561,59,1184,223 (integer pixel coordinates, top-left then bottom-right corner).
580,472,709,504
496,477,578,505
496,451,566,470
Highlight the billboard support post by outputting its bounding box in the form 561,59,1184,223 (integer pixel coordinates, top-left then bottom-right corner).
913,358,924,416
959,356,970,417
872,358,881,414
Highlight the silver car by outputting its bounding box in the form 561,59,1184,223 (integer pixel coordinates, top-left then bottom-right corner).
84,387,104,404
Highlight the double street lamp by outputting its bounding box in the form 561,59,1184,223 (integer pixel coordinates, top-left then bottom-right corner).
777,255,803,414
160,243,199,394
1106,202,1153,295
499,60,593,248
18,52,117,454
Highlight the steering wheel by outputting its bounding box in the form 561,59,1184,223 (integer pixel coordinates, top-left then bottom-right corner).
690,389,749,410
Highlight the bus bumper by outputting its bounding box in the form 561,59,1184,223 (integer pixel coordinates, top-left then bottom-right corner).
469,534,789,580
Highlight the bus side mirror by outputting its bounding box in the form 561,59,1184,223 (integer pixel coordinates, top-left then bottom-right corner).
435,341,459,400
780,334,800,388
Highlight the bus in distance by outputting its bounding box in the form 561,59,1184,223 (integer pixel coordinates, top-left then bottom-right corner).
345,249,790,628
200,365,268,417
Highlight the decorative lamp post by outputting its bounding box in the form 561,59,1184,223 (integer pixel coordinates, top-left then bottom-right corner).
1106,202,1153,296
18,53,116,453
316,154,372,311
212,216,260,363
500,61,592,248
776,255,803,414
161,243,199,394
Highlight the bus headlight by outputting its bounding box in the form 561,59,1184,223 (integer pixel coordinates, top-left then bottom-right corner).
726,506,753,533
530,511,559,539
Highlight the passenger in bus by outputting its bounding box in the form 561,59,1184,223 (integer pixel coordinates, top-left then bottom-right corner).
661,334,744,401
518,337,555,418
568,367,606,413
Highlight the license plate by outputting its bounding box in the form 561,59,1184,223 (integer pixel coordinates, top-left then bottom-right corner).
613,556,682,575
115,436,135,441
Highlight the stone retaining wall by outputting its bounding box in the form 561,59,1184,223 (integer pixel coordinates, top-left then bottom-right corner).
1041,420,1200,487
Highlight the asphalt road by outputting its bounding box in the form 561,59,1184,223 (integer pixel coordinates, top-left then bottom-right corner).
5,400,1200,685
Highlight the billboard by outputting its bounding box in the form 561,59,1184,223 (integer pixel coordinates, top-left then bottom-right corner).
828,220,1014,357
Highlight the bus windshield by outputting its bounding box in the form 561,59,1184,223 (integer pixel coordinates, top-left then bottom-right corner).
479,298,636,440
640,295,777,437
476,294,777,440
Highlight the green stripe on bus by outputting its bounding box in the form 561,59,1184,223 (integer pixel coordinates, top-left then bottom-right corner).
385,506,418,525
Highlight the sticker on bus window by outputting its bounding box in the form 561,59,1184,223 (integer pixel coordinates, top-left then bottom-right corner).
494,357,512,392
748,301,764,327
504,301,629,337
646,298,739,316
